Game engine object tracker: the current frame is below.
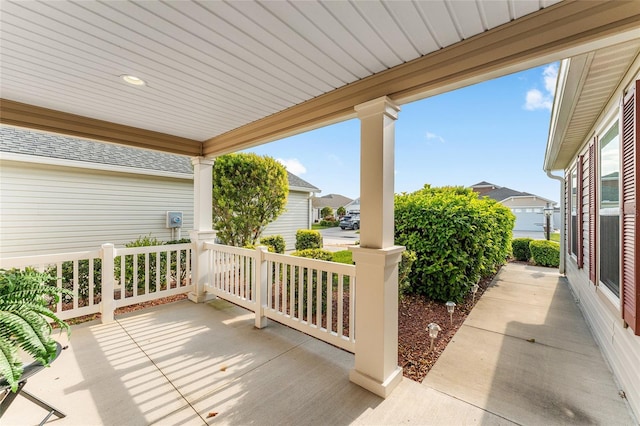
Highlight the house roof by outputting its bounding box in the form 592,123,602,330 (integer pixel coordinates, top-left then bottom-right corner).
545,38,640,170
2,2,637,158
0,125,192,174
471,182,554,205
1,125,320,191
287,172,320,193
312,194,353,209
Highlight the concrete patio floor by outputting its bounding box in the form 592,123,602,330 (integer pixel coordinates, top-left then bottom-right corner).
4,264,636,425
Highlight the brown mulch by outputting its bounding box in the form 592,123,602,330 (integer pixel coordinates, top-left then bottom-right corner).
398,273,494,382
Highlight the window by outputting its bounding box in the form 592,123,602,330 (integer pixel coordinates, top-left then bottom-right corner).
599,121,620,298
514,209,522,213
570,167,578,256
534,208,542,213
525,208,533,213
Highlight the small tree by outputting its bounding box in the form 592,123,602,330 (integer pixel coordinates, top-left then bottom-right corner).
212,153,288,247
320,206,333,218
337,206,346,217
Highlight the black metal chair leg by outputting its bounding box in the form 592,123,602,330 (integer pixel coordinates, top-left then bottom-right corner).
20,389,66,424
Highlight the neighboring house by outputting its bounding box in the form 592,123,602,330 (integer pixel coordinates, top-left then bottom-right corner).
261,172,320,249
470,182,557,232
344,197,361,214
0,127,319,256
544,42,639,419
312,193,352,221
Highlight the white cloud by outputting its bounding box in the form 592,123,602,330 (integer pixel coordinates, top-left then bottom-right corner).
543,64,558,95
277,158,307,175
524,63,558,111
425,131,445,143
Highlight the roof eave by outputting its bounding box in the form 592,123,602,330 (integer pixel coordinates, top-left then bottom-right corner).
544,54,593,172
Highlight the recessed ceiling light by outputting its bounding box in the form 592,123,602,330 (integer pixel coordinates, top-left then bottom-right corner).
120,74,146,86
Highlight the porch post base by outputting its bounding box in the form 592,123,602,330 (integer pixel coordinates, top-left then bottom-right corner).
187,291,210,303
349,366,403,399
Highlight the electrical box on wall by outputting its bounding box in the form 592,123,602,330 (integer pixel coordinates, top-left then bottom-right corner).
166,211,183,228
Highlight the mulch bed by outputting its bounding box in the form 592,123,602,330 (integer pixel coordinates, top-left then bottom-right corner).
398,273,495,382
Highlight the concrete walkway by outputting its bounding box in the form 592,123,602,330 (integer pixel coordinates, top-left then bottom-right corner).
424,263,636,425
3,264,636,425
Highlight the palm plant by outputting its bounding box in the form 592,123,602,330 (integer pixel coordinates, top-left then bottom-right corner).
0,268,70,392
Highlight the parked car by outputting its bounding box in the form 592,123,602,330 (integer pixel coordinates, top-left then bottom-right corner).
339,215,360,230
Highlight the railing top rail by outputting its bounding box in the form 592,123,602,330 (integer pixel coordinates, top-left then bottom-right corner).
203,242,255,256
0,249,102,268
116,243,193,256
264,251,356,275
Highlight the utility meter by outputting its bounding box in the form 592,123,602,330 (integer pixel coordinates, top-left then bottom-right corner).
166,211,183,228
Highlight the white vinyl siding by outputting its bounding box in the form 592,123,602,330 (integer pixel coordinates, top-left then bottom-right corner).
262,191,311,251
0,160,194,257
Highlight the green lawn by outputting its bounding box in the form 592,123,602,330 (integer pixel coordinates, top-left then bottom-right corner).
312,223,336,230
550,232,560,242
331,250,353,264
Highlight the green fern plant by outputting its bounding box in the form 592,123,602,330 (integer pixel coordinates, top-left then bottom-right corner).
0,268,71,392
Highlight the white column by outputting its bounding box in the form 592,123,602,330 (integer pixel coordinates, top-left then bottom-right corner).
349,96,405,398
189,157,216,303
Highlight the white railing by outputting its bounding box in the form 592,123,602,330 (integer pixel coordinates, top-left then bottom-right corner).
204,243,356,352
0,243,194,322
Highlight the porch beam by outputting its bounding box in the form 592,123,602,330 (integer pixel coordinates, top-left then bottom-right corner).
204,0,640,156
350,97,405,398
0,99,202,157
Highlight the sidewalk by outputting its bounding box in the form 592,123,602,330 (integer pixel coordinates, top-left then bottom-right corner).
423,263,636,425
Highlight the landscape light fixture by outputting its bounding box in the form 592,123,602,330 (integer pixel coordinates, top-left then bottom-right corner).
427,322,441,352
471,283,479,304
445,301,456,324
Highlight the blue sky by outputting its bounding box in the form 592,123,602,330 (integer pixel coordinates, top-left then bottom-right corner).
245,63,560,204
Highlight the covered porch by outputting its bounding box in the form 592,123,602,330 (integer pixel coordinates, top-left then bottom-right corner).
2,0,640,413
3,263,634,425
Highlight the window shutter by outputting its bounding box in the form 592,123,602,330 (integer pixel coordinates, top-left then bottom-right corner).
621,80,638,335
577,155,584,269
589,141,597,285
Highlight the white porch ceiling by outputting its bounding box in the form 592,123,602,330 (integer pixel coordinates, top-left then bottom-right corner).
1,1,639,156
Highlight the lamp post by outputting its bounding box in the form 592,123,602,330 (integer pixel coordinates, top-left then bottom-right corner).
471,283,479,304
445,301,456,325
427,323,441,352
543,205,554,241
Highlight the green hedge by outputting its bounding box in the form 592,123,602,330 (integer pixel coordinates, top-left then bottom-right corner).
295,229,323,250
319,219,339,227
291,248,334,261
398,250,417,298
512,238,533,261
395,185,514,302
530,240,560,267
259,235,286,254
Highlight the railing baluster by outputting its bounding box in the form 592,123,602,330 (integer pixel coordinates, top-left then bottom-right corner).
89,258,95,306
133,254,138,297
337,273,344,337
326,270,332,332
144,252,150,295
73,260,79,309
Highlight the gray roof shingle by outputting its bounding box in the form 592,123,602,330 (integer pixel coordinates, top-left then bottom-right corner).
1,125,193,174
1,126,320,191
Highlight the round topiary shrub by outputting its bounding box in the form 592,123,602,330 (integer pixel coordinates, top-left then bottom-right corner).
259,235,286,254
295,229,323,250
529,240,560,267
512,238,533,261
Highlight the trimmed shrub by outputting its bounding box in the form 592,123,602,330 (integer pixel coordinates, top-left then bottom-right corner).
295,229,323,250
529,240,560,267
291,248,334,261
398,250,417,298
512,238,533,261
395,185,514,302
260,235,286,254
320,206,333,218
319,219,340,227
